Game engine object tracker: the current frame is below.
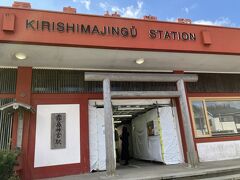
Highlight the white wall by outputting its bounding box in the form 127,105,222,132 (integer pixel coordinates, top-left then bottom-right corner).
197,140,240,162
34,104,80,168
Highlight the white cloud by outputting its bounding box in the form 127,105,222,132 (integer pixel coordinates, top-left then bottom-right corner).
182,4,197,14
166,17,176,22
123,1,143,18
99,2,108,10
184,7,189,14
111,6,122,13
166,17,236,27
80,0,91,10
99,1,144,18
193,17,235,27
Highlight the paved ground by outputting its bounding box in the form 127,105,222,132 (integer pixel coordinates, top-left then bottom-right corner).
46,159,240,180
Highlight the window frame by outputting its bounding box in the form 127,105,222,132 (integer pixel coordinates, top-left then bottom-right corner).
189,97,240,138
189,98,211,138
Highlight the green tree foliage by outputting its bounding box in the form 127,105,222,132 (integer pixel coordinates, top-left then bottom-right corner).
0,150,20,180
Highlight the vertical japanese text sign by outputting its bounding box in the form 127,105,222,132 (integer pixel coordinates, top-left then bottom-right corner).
51,113,66,149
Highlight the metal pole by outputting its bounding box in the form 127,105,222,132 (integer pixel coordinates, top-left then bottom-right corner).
103,78,116,176
177,79,198,167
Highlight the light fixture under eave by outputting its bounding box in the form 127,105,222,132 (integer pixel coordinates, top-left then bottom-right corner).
114,121,122,124
15,52,27,60
118,107,145,111
113,114,132,118
136,58,144,64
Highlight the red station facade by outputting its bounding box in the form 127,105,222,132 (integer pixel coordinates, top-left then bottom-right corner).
1,2,240,180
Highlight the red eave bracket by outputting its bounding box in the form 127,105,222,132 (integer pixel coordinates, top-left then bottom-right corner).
202,30,212,45
2,13,16,32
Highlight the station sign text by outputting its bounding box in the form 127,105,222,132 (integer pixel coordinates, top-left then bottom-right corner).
26,19,197,41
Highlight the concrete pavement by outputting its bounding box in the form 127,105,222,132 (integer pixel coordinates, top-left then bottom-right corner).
45,159,240,180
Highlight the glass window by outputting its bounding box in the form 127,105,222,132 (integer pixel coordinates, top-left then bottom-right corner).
206,100,240,136
191,101,210,136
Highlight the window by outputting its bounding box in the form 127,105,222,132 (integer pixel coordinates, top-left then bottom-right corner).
190,98,240,137
191,101,210,137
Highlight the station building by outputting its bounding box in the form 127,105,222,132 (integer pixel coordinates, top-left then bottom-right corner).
1,2,240,179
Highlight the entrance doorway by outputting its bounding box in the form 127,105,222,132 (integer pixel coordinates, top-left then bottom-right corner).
89,99,184,172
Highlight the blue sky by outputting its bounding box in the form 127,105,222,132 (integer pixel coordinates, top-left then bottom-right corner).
1,0,239,27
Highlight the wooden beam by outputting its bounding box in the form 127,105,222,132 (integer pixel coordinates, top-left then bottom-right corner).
103,79,116,176
85,72,198,82
177,79,198,167
111,91,180,98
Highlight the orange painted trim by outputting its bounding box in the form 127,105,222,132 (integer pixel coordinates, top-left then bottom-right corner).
187,92,240,97
175,98,188,163
0,94,15,98
186,97,197,138
1,7,240,55
33,163,86,179
195,136,240,143
3,40,240,57
31,93,103,99
187,92,240,146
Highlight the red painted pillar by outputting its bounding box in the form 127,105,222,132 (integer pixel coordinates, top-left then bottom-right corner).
11,114,18,149
15,67,32,180
80,97,90,173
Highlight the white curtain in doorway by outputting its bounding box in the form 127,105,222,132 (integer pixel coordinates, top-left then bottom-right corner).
132,107,184,165
159,107,184,164
132,108,163,162
89,105,106,171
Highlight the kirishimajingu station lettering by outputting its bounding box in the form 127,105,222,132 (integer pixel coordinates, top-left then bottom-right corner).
26,19,137,38
149,29,196,41
26,19,197,41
